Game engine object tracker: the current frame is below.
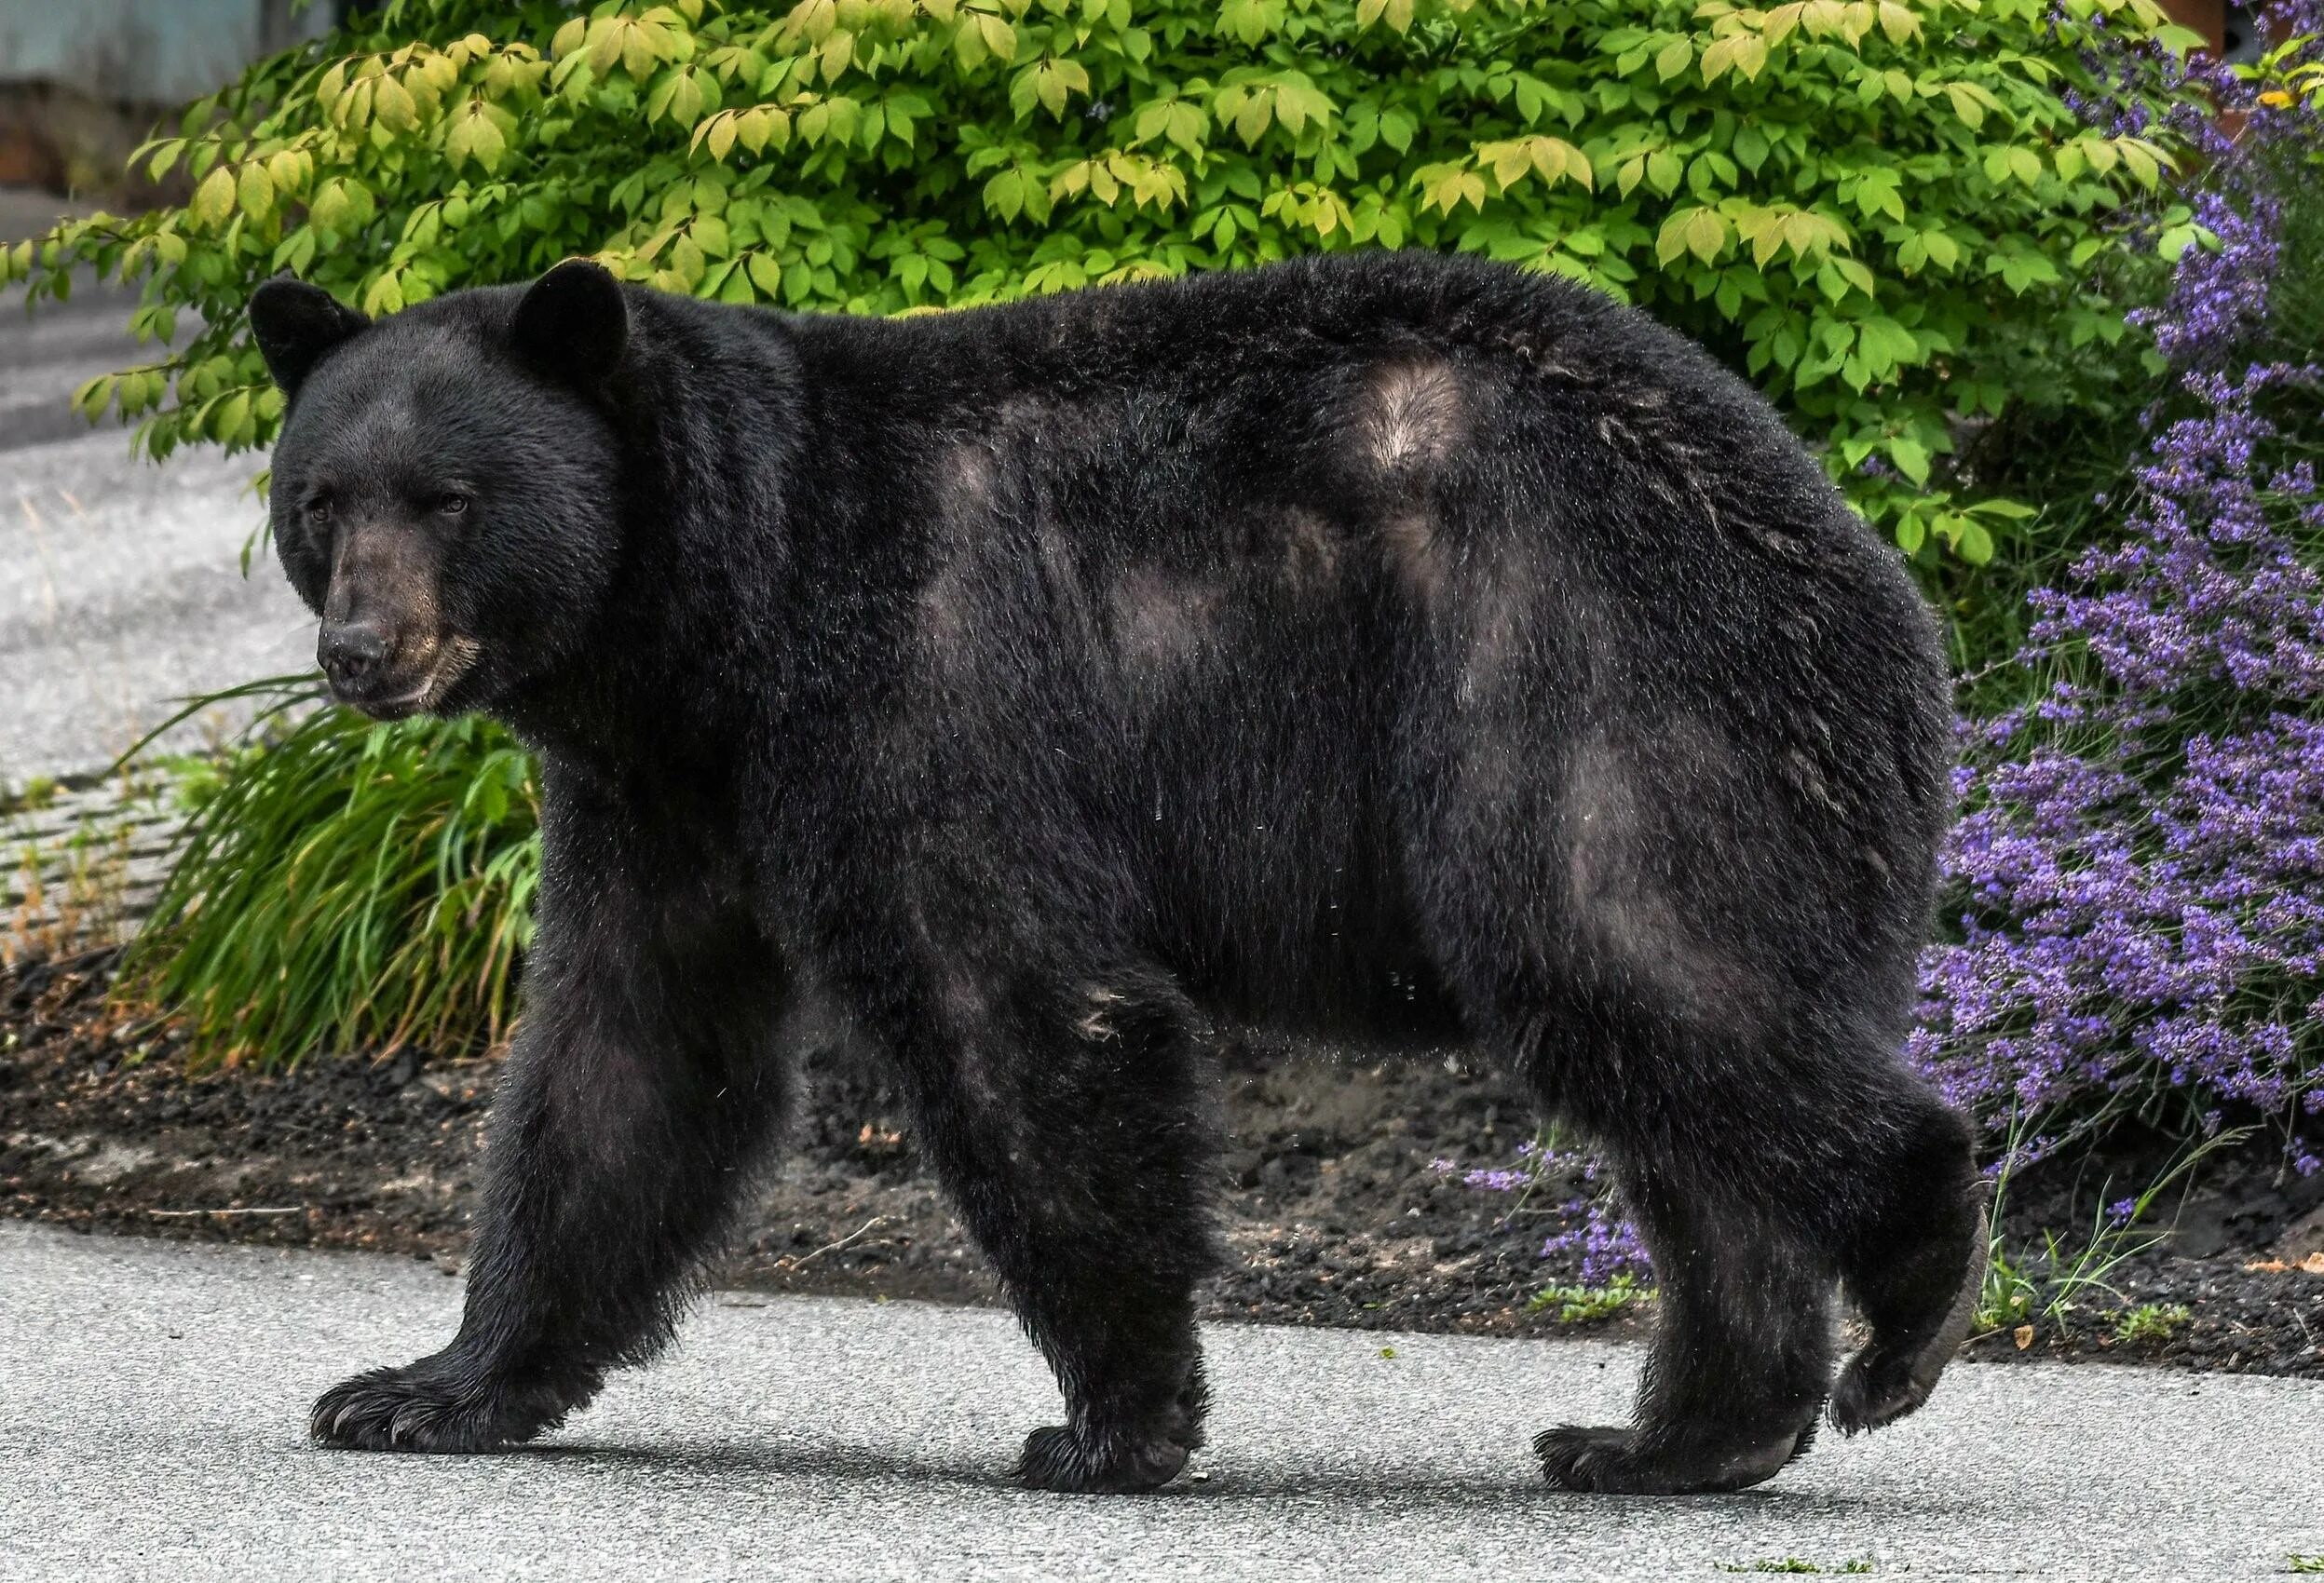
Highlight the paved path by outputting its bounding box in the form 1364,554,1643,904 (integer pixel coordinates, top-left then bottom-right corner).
1,277,310,785
1,1221,2318,1581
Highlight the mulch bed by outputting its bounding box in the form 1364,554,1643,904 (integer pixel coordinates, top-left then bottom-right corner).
5,945,2320,1379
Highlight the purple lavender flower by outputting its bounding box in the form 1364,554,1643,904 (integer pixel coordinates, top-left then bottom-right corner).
1540,1200,1651,1286
1917,7,2324,1170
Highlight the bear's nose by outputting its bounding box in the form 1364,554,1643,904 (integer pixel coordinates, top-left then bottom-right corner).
319,620,392,688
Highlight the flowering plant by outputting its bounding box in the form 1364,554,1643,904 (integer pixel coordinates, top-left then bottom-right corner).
1913,12,2324,1175
1431,1143,1651,1284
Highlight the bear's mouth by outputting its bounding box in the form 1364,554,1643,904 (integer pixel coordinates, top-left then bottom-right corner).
333,635,483,720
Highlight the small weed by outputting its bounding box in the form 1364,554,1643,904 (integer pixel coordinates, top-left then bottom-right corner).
1529,1272,1652,1325
5,824,134,967
2289,1555,2324,1574
1714,1561,1873,1576
8,776,61,813
1975,1113,2249,1344
2113,1302,2192,1346
157,751,233,814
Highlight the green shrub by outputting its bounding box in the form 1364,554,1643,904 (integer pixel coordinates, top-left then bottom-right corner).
10,0,2202,576
124,686,537,1069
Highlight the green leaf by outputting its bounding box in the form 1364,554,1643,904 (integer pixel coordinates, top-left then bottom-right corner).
374,72,418,132
1221,0,1284,45
72,372,116,422
362,271,405,317
1885,436,1930,486
1700,35,1766,84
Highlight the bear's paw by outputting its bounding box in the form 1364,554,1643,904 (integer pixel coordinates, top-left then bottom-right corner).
309,1357,581,1454
1535,1423,1803,1495
1015,1423,1190,1495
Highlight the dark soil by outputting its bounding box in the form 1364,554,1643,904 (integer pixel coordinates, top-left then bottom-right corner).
5,946,2320,1378
1959,1121,2324,1376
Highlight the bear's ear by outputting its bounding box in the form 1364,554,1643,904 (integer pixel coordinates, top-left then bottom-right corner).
511,259,629,386
248,276,366,399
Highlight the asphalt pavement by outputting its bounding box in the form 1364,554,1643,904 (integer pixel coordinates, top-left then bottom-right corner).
1,268,311,784
1,1220,2318,1581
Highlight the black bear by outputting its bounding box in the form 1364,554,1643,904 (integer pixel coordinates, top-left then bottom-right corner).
250,249,1984,1495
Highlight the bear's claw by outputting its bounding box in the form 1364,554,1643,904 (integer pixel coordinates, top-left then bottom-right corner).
310,1359,581,1453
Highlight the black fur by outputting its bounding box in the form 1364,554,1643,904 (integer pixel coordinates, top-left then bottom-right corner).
256,250,1982,1495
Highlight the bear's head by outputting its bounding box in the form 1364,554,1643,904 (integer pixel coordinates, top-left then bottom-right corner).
248,261,629,721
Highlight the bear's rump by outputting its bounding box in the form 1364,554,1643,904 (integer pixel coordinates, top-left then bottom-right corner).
886,302,1943,1048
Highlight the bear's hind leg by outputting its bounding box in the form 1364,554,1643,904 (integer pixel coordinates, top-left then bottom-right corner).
880,969,1217,1494
1534,1162,1834,1495
1828,1089,1987,1435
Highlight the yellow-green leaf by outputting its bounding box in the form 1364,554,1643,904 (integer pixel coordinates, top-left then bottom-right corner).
374,73,418,132
238,161,277,223
192,166,237,229
362,271,405,316
1657,206,1727,265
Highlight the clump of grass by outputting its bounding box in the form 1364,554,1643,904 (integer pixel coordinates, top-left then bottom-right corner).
116,678,539,1070
2113,1303,2192,1346
1975,1116,2249,1341
1715,1561,1874,1576
6,776,62,813
2288,1555,2324,1574
1527,1272,1652,1326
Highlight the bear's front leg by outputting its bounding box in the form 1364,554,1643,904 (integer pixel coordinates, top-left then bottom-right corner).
312,872,789,1453
875,966,1219,1493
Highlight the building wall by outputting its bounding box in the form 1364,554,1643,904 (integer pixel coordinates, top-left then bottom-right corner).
0,0,332,106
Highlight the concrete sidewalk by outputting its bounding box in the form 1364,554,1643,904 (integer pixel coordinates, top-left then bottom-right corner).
2,1219,2318,1581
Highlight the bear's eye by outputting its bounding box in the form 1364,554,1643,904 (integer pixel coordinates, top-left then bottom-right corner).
436,493,470,518
304,498,331,525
